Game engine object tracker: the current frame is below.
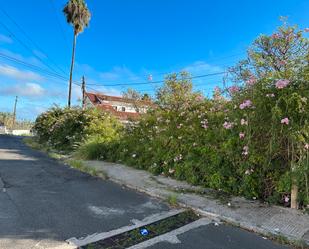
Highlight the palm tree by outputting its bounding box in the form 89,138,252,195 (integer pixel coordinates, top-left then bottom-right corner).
63,0,91,107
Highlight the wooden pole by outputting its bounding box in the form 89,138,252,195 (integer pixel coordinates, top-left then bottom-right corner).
12,96,18,130
82,76,86,109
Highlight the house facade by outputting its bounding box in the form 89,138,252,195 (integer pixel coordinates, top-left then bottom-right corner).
85,92,151,122
0,122,7,134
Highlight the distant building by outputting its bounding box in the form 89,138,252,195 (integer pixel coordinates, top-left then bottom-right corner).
0,122,7,134
85,92,152,122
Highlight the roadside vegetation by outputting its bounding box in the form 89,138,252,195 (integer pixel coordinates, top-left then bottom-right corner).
33,107,121,152
31,23,309,210
0,112,33,130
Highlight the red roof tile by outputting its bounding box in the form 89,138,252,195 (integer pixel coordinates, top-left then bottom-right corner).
85,92,145,121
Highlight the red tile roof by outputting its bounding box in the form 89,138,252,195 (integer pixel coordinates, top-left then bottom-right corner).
85,92,151,105
85,92,147,121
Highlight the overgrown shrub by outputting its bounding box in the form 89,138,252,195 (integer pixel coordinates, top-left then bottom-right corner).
33,23,309,209
33,107,122,151
89,23,309,208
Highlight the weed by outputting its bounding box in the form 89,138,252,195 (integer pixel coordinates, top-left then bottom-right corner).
166,194,178,207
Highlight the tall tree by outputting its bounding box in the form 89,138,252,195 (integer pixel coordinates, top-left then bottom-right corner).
63,0,91,107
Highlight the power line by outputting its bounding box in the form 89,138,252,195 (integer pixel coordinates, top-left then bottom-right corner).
0,7,68,75
0,52,81,87
145,52,245,78
87,71,227,87
0,19,66,77
0,52,68,81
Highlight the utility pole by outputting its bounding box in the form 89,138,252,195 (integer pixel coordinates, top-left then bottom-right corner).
81,76,86,109
12,96,18,130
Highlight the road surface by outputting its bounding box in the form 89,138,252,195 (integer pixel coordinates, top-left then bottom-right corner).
0,135,290,249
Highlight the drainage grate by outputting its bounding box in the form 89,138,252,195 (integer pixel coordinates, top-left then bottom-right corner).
81,210,199,249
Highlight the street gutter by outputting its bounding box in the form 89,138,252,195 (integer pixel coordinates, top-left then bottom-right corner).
82,160,309,247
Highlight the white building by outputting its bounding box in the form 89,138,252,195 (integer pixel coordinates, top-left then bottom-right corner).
85,92,152,121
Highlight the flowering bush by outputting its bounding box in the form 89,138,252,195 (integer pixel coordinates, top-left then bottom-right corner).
33,107,122,151
91,23,309,209
34,23,308,209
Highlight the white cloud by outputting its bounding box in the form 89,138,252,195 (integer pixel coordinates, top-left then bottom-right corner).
183,61,224,75
0,49,42,66
183,61,226,94
0,83,45,98
0,64,43,81
0,34,13,44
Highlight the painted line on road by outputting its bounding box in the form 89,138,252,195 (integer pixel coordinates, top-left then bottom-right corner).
66,209,185,247
127,217,212,249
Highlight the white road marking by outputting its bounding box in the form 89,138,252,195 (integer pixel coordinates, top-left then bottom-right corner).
127,218,212,249
88,205,125,216
66,209,185,247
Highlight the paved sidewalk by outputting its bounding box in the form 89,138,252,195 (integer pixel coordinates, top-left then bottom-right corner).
84,160,309,246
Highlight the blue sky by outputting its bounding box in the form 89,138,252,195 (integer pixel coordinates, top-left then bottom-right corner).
0,0,308,120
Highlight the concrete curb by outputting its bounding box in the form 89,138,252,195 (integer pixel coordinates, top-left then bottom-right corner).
83,160,309,246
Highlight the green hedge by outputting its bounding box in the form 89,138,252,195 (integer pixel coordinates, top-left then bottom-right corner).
33,106,122,151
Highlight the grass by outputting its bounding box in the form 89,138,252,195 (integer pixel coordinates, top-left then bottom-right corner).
166,194,179,207
267,234,308,249
66,159,109,179
23,137,46,151
23,137,67,160
23,137,109,180
82,210,199,249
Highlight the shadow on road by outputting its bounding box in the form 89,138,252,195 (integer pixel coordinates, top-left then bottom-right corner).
0,135,170,249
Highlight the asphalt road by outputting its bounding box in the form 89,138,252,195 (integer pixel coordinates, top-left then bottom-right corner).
0,135,291,249
145,223,290,249
0,135,170,249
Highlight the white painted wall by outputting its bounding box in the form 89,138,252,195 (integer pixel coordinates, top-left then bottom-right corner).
11,130,32,136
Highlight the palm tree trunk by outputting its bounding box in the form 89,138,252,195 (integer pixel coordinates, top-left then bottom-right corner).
68,33,77,108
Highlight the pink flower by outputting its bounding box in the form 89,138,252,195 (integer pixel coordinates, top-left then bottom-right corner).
246,76,257,86
223,121,233,129
174,154,183,162
201,119,208,129
278,60,287,66
228,85,240,95
284,195,290,203
245,169,254,175
304,143,309,150
304,28,309,32
196,95,203,101
214,86,221,94
242,146,249,156
239,100,252,109
266,93,275,97
272,33,281,39
241,119,248,126
168,168,175,174
239,132,245,139
281,117,289,125
276,79,290,89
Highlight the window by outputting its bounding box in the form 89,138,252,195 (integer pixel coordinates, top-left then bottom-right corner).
121,107,126,112
112,106,117,111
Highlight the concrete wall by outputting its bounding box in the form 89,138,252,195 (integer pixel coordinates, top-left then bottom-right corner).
11,130,31,136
